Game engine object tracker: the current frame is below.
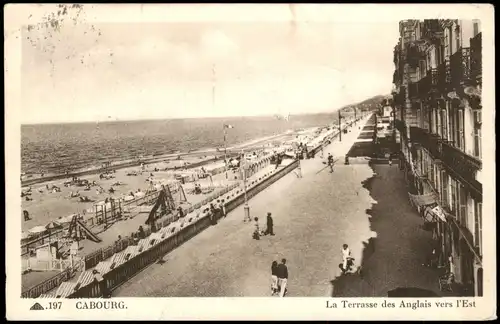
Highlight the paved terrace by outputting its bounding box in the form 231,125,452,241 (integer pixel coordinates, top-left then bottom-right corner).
114,114,382,297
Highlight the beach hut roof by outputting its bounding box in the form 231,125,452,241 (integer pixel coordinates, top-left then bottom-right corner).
111,251,129,267
29,225,48,234
76,270,95,287
124,245,139,257
39,292,56,298
95,260,113,275
55,281,77,298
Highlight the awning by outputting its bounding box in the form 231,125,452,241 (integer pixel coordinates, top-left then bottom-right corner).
408,192,436,206
423,204,447,223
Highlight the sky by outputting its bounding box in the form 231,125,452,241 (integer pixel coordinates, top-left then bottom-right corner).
18,4,401,124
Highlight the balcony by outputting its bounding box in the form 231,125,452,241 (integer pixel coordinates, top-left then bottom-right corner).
408,82,419,99
441,142,482,201
395,119,407,136
418,68,440,98
450,47,472,89
421,19,444,44
437,62,451,93
470,32,482,85
409,126,443,160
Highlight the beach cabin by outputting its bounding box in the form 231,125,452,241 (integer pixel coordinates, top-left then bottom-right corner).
75,270,96,289
148,232,163,247
55,281,78,298
94,260,114,275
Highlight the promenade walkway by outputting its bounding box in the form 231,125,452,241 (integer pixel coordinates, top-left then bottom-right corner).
330,164,442,297
114,114,375,297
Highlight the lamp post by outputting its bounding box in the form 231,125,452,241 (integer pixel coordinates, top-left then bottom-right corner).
242,159,251,222
338,109,342,142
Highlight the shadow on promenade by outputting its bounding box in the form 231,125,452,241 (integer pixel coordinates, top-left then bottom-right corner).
329,162,440,297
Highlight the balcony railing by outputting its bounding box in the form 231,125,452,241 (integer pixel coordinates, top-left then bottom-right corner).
410,126,482,201
422,19,444,43
418,68,440,98
409,126,443,159
395,119,407,136
450,47,472,89
470,32,482,84
437,62,450,93
441,142,482,201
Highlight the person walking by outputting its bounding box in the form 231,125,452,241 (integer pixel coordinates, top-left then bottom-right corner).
265,212,275,236
253,217,260,240
277,258,289,297
271,261,279,296
388,154,393,167
327,153,334,173
341,244,352,274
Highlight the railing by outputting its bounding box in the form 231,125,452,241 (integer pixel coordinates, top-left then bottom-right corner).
409,126,443,159
21,267,75,298
441,142,482,201
422,19,443,42
470,32,482,84
418,68,440,97
439,61,452,93
450,47,472,89
64,160,299,298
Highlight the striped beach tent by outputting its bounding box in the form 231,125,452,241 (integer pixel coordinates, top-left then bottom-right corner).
110,251,129,267
55,281,78,298
76,270,95,288
39,292,56,298
94,260,114,275
148,232,163,246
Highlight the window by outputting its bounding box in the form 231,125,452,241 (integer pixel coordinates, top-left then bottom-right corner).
459,185,468,225
458,109,465,151
441,172,449,207
473,111,482,158
444,28,450,58
449,108,456,144
474,201,482,255
450,179,457,214
441,108,448,140
436,108,442,136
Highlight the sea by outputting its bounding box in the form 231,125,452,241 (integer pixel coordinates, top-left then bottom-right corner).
21,113,345,175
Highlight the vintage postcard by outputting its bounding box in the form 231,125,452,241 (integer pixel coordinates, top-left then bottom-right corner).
5,3,496,321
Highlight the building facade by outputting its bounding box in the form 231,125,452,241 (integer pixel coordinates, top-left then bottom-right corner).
392,19,482,296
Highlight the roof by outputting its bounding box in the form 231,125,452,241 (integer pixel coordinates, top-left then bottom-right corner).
55,281,77,298
39,292,56,298
94,260,113,275
76,270,95,287
111,251,129,267
123,245,139,257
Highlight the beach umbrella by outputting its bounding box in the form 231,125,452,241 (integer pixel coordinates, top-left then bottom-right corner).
45,221,63,230
29,225,48,235
45,221,63,242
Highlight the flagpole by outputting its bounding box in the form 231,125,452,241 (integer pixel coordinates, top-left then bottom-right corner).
224,126,228,180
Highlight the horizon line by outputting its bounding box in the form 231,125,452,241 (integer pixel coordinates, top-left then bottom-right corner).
21,95,387,126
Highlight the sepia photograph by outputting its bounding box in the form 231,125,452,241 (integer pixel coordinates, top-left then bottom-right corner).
5,3,495,321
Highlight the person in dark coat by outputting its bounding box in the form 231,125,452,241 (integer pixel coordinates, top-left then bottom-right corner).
276,258,288,297
265,212,275,236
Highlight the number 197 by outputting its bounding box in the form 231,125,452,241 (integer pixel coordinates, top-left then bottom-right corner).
48,302,62,310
